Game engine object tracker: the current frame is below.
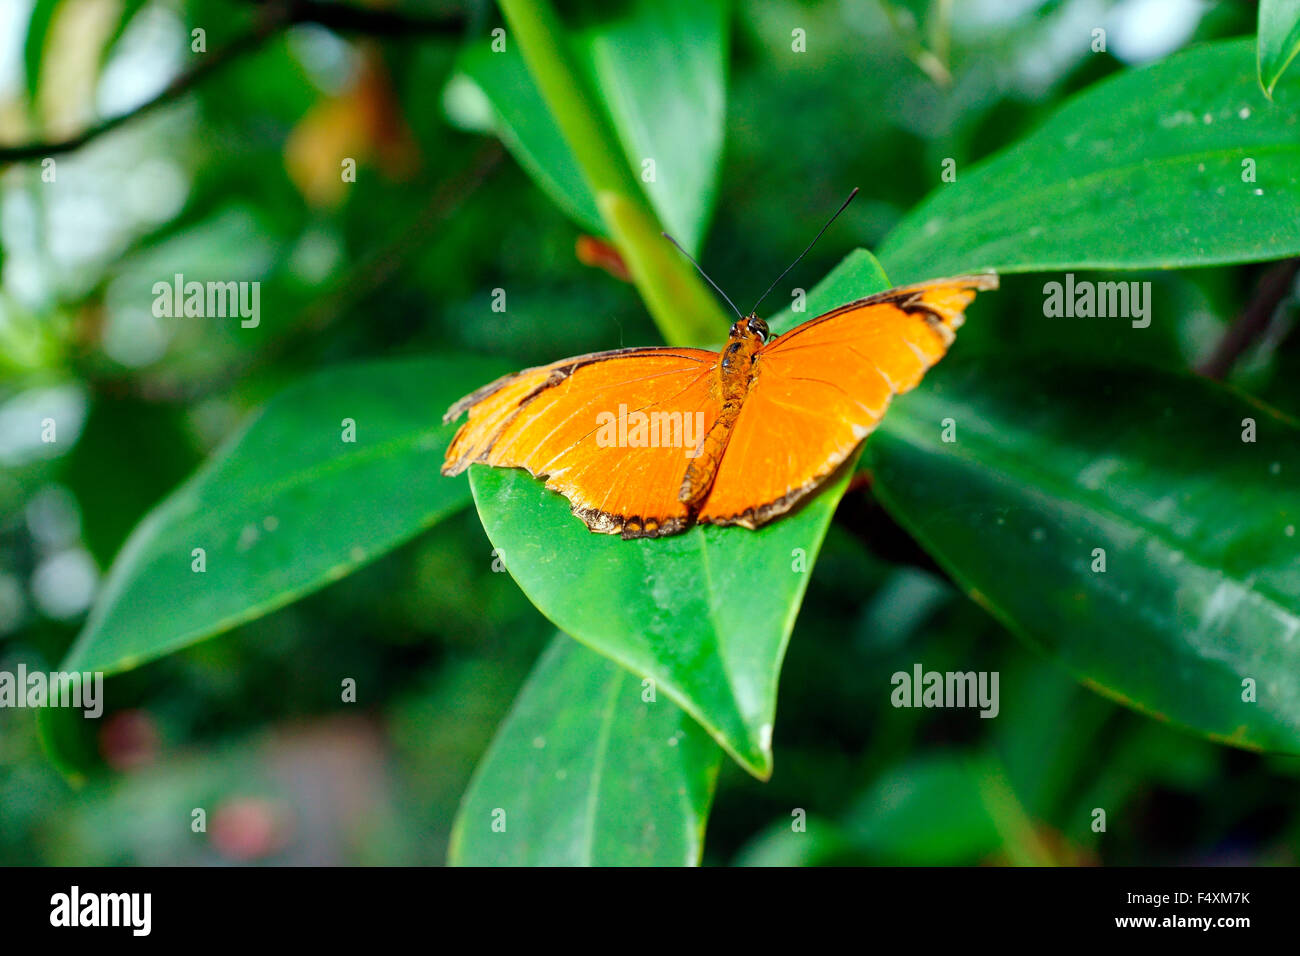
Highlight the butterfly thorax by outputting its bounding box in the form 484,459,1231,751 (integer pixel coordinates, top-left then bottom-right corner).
718,314,769,406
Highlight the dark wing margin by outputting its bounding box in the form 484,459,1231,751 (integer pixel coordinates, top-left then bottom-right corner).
771,272,999,349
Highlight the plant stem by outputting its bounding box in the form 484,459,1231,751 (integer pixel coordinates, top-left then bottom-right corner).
1197,258,1300,379
496,0,729,346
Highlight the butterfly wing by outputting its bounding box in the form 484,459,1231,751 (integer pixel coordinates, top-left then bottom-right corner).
443,346,722,537
698,274,997,528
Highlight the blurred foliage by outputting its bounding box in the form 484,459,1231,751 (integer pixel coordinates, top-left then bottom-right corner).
2,0,1299,867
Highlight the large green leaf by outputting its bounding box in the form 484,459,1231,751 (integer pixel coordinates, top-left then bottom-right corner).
457,43,604,234
467,251,893,778
583,0,728,252
1259,0,1300,99
60,356,510,675
450,634,721,866
469,464,851,780
869,359,1300,752
453,0,728,253
879,39,1300,282
767,248,890,336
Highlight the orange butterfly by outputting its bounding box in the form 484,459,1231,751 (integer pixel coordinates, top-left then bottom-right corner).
443,196,996,539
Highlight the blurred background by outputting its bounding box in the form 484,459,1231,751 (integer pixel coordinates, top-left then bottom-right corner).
2,0,1298,865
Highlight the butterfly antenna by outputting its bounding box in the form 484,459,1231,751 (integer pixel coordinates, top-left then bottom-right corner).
661,232,745,320
750,187,859,315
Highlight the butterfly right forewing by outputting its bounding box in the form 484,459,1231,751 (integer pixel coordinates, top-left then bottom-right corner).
697,275,996,529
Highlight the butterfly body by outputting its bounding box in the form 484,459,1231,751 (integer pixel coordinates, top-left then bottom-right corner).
442,275,996,539
679,314,768,512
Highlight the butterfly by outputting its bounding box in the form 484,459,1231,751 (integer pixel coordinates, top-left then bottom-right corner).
442,271,995,538
442,191,996,539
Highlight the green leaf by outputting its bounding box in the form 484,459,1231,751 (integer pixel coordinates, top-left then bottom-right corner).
767,248,890,336
22,0,147,115
101,0,151,74
869,359,1300,753
466,251,892,778
469,465,851,780
455,0,728,254
737,753,1057,866
464,0,730,346
450,634,721,866
35,673,100,787
583,0,728,253
23,0,61,105
878,39,1300,282
457,43,604,234
842,753,1005,865
596,189,733,347
1260,0,1300,99
732,815,849,867
59,356,510,675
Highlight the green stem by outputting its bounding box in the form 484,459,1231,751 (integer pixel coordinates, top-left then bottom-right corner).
878,0,951,87
497,0,729,346
977,757,1060,866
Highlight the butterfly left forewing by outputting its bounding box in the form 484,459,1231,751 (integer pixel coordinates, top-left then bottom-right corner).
443,346,722,537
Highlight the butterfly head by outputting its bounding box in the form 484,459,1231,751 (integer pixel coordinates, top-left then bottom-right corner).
729,314,769,344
